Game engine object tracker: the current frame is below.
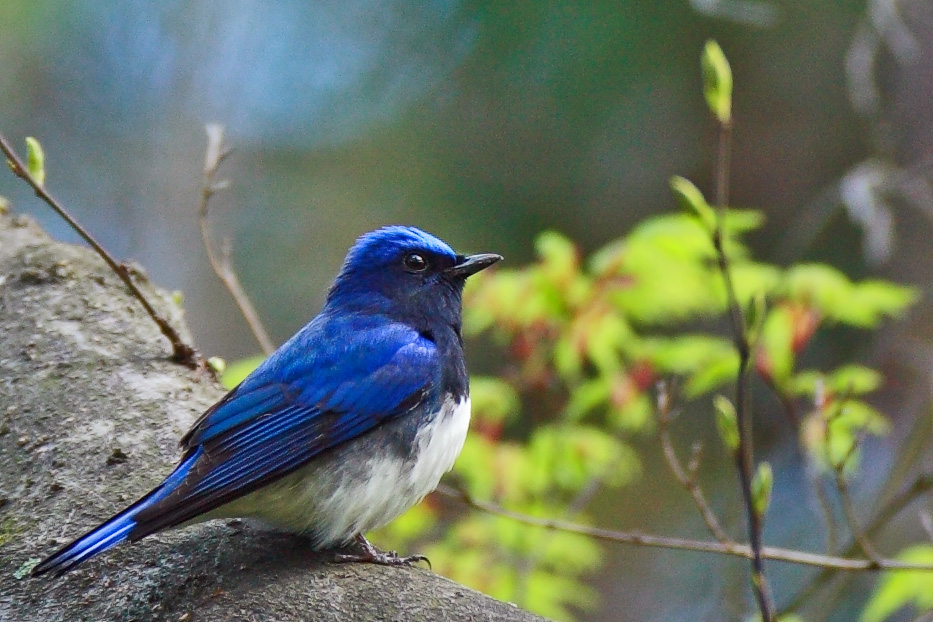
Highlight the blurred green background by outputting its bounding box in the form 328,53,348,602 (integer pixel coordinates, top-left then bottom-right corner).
2,1,931,620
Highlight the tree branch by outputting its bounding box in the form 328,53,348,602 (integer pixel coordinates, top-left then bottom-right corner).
0,210,542,622
656,382,732,544
436,484,933,573
197,124,275,356
0,130,201,367
711,110,776,619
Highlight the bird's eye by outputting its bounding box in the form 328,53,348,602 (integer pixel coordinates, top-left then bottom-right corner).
403,252,428,272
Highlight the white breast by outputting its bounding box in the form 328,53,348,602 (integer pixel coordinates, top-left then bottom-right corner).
218,395,472,547
409,395,472,494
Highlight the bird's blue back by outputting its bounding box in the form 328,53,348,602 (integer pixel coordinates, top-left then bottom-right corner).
31,226,496,576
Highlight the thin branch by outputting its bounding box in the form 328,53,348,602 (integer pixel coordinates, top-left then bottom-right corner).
830,427,881,563
778,403,933,616
0,131,200,367
809,462,841,555
197,124,275,356
821,391,881,564
779,471,933,616
436,483,933,572
715,120,732,210
833,466,880,561
711,114,775,618
656,382,732,544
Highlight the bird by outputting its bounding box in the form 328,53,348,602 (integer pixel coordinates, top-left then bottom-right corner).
31,225,502,576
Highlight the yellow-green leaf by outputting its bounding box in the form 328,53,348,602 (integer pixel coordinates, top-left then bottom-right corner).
862,545,933,622
25,136,46,186
670,176,715,229
752,461,773,518
219,354,266,389
701,40,733,124
714,395,740,452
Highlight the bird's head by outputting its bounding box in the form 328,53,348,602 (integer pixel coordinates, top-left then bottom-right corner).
326,226,502,329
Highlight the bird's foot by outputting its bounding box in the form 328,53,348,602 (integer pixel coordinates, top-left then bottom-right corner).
334,534,430,568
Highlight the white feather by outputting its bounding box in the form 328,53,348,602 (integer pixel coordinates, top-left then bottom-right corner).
216,395,471,546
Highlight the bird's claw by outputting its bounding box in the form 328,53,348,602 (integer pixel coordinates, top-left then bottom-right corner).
333,535,431,568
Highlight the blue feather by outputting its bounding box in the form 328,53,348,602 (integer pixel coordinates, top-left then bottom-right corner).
31,226,500,576
30,449,202,576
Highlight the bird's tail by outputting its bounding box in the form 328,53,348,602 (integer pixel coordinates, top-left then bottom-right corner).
31,449,201,577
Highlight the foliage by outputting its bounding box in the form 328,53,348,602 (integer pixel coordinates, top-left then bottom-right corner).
218,197,914,619
421,198,910,618
216,44,918,622
862,546,933,622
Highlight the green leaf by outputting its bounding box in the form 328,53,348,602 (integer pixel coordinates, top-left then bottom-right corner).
790,365,883,397
583,313,629,376
685,352,739,397
722,208,765,234
783,264,852,315
452,436,500,499
470,376,521,424
813,400,890,471
730,262,781,308
751,461,773,519
14,558,40,580
528,425,640,493
701,40,733,124
777,264,915,328
714,395,740,453
610,392,653,432
219,354,266,389
564,377,610,421
371,502,437,551
25,136,46,186
759,306,796,385
535,231,582,298
670,176,715,229
844,281,919,327
862,545,933,622
537,529,603,574
638,334,734,375
553,333,584,380
207,356,227,375
525,567,600,620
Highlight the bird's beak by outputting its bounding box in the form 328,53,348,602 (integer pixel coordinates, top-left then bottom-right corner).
444,253,503,278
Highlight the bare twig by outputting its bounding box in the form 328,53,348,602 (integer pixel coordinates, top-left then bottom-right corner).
436,483,933,572
827,409,882,565
809,462,840,555
779,471,933,616
711,112,775,618
820,391,882,564
197,124,275,356
0,131,200,367
656,382,732,544
833,464,881,561
715,119,732,212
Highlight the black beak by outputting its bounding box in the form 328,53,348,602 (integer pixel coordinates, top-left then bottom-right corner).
444,252,503,278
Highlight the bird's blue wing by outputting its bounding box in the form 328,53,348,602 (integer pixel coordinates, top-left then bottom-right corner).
127,316,439,537
183,316,434,447
31,313,440,576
